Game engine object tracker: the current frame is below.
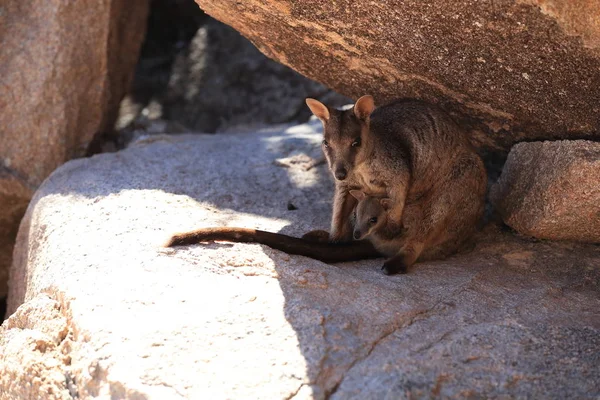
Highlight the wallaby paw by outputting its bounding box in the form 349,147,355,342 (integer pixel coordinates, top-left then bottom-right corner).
302,230,330,243
381,261,408,275
387,220,407,237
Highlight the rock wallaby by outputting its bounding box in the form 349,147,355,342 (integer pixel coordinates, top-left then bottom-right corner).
167,96,486,274
305,96,487,273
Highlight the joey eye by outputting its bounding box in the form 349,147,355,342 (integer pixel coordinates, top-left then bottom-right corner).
369,217,378,224
322,140,329,148
351,138,361,147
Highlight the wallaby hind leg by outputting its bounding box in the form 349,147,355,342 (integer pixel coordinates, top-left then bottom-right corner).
436,154,487,251
382,241,425,275
385,173,410,228
385,157,486,274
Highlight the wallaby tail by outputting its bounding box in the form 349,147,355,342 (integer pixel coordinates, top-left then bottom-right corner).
166,227,381,263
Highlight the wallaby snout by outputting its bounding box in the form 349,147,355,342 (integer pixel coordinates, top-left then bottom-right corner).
334,167,348,181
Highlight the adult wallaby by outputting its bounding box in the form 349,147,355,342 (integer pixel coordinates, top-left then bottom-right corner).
167,96,486,274
305,96,487,273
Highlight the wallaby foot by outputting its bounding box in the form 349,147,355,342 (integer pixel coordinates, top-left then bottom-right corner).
381,257,408,275
302,230,331,243
381,242,425,275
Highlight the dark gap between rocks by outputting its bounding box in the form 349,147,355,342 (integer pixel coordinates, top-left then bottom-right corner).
0,296,7,322
103,0,348,153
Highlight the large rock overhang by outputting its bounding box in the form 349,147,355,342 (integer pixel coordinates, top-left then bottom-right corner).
195,0,600,152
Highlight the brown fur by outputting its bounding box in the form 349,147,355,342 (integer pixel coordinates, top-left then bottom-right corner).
307,96,487,273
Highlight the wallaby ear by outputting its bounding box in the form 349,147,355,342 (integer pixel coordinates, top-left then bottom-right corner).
306,98,330,122
380,198,392,210
349,190,366,201
353,95,375,121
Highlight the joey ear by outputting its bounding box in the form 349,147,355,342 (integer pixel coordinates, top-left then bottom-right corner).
306,98,330,122
380,198,392,210
349,190,366,201
353,95,375,121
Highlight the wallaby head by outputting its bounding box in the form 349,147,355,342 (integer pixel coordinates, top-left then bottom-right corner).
349,190,391,240
306,95,375,181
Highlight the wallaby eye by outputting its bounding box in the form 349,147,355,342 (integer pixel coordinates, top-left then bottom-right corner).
322,140,329,148
351,138,361,147
369,217,378,224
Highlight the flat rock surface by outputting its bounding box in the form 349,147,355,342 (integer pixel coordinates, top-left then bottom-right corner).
491,140,600,243
3,124,600,399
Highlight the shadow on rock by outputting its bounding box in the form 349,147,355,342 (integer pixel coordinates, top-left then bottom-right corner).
269,226,600,397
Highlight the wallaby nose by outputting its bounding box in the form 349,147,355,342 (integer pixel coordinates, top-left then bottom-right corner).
334,168,347,181
353,230,361,240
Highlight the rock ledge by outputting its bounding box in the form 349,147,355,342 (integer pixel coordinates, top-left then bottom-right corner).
2,125,599,399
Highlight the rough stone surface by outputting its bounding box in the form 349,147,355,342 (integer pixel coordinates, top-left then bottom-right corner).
3,123,600,398
195,0,600,150
0,294,73,400
0,0,149,298
491,140,600,243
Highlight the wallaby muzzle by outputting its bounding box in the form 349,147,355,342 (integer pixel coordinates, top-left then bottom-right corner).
334,167,347,181
354,228,368,240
